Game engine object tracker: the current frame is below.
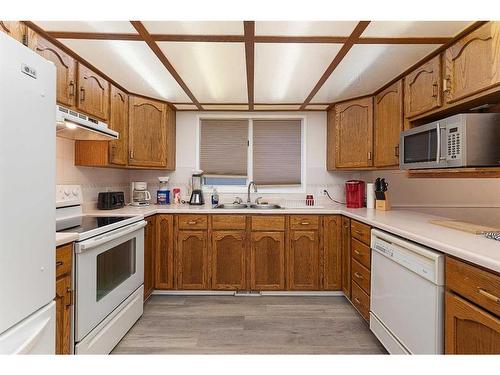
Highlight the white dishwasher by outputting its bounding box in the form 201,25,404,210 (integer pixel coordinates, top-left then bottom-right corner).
370,229,445,354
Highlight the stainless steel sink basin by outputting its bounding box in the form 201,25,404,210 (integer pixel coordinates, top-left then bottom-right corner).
214,203,249,209
249,204,282,210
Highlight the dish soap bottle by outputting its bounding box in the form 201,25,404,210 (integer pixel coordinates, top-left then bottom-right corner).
211,188,219,205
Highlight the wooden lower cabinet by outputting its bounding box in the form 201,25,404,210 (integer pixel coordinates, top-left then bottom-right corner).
323,215,342,290
341,217,351,298
176,230,209,290
143,215,156,300
155,215,174,289
211,231,246,290
445,291,500,354
55,244,73,354
250,231,285,290
288,230,319,290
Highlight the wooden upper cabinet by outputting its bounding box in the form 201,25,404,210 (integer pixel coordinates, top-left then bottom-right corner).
211,231,246,290
0,21,26,44
444,22,500,103
28,30,77,108
155,215,174,290
288,230,319,290
326,108,336,171
77,63,110,121
250,232,285,291
128,96,168,168
144,215,156,301
109,85,129,166
404,55,442,118
176,231,208,290
374,80,403,167
335,97,374,168
323,216,342,291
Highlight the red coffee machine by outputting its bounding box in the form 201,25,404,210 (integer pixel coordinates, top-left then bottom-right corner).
345,180,365,208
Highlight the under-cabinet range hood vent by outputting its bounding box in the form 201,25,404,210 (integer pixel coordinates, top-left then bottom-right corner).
55,105,118,141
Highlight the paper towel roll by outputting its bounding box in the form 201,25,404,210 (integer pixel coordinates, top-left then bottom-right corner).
366,183,375,209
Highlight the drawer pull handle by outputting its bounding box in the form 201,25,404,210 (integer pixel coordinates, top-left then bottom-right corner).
354,297,361,304
187,221,198,225
300,222,310,225
56,261,64,267
354,272,363,280
353,250,361,255
478,288,500,303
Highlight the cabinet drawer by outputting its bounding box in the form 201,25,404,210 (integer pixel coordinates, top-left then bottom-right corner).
177,215,208,230
212,215,246,230
251,216,285,231
290,215,319,230
446,257,500,316
351,220,371,245
351,282,370,322
352,259,371,295
351,238,371,270
56,243,72,278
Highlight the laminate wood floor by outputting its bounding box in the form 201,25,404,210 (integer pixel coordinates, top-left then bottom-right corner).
112,295,386,354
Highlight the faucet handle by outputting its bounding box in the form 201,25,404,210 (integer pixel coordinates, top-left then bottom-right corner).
233,197,243,204
255,197,263,204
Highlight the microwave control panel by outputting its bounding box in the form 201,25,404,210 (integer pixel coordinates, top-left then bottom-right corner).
447,127,461,159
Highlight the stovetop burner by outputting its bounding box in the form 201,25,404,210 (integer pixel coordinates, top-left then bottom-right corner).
58,216,134,234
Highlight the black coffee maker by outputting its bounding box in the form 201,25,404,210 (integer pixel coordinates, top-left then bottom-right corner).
189,171,204,205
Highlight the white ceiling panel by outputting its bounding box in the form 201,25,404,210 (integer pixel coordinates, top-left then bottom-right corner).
143,21,244,35
35,21,137,33
256,21,358,36
314,44,439,103
158,42,247,103
362,21,472,38
255,43,343,103
59,39,190,102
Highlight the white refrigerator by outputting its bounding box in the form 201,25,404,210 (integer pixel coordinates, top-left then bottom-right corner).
0,32,57,354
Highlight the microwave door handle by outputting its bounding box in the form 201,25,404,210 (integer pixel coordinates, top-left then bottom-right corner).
435,122,441,163
75,220,147,253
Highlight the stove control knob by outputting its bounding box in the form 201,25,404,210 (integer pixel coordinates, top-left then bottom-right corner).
64,190,70,196
72,189,79,197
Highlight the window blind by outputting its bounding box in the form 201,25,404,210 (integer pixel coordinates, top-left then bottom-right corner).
253,119,302,185
200,119,248,176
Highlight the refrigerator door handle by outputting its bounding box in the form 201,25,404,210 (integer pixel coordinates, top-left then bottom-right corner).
14,317,51,354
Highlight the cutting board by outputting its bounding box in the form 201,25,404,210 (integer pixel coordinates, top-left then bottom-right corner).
429,219,500,234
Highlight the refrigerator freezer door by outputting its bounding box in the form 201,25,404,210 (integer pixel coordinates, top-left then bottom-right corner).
0,301,55,354
0,33,56,334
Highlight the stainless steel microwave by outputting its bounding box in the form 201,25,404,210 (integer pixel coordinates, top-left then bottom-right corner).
400,113,500,170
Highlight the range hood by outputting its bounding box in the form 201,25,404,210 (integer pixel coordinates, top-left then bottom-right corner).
56,105,119,141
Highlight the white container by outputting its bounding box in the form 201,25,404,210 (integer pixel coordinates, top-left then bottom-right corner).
366,183,375,208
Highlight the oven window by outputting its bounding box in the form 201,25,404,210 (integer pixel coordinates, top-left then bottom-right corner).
96,238,136,301
404,128,437,163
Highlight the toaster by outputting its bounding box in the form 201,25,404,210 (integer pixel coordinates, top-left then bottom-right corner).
97,191,125,210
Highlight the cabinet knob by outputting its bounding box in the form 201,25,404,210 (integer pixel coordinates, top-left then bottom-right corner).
478,288,500,303
353,250,361,256
79,87,85,102
69,81,75,97
354,272,364,280
129,150,134,159
367,151,372,160
432,82,438,98
187,221,198,225
300,222,310,225
394,145,399,157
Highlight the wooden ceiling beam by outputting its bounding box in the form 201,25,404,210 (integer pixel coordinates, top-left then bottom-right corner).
300,21,371,110
130,21,203,110
244,21,255,110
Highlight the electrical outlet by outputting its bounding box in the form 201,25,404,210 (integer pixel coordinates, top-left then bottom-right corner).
318,188,328,196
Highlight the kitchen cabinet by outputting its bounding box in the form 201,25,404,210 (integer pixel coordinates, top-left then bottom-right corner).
155,215,174,289
109,85,129,166
349,219,371,322
335,97,374,168
322,215,342,290
77,63,110,121
341,216,351,298
374,80,403,167
288,230,320,290
404,55,442,118
55,244,73,355
0,21,26,44
28,30,77,108
144,215,156,301
326,107,336,171
250,231,285,290
129,96,176,169
211,231,246,290
444,22,500,104
176,230,209,290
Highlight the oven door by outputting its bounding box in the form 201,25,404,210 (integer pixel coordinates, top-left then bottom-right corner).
400,120,448,169
75,220,146,342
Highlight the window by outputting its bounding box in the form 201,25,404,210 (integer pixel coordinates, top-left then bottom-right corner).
198,117,304,190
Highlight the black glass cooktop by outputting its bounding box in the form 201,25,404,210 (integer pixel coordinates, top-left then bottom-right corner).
58,216,133,234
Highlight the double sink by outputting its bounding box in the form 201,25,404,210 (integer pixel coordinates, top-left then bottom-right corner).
214,203,282,210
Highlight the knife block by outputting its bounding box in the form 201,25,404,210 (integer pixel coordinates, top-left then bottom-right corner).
375,194,391,211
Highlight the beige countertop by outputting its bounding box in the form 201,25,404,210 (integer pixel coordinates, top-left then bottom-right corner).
56,232,80,247
57,203,500,273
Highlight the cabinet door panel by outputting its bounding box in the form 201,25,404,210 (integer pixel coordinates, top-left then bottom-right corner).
374,80,403,167
341,217,351,298
323,216,342,291
445,22,500,103
404,55,442,118
55,275,71,355
0,21,26,44
128,96,167,168
288,231,319,290
211,231,246,290
176,231,208,290
250,232,285,290
155,215,174,289
28,30,76,108
109,86,128,166
326,108,336,170
445,292,500,354
144,216,156,300
77,64,109,120
335,97,373,168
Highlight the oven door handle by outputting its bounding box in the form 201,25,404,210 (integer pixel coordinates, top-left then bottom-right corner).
76,220,147,253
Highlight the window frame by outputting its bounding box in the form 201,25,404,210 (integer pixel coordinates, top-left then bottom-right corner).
196,114,307,194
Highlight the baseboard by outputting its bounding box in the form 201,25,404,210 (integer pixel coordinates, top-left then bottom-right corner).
152,290,345,297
